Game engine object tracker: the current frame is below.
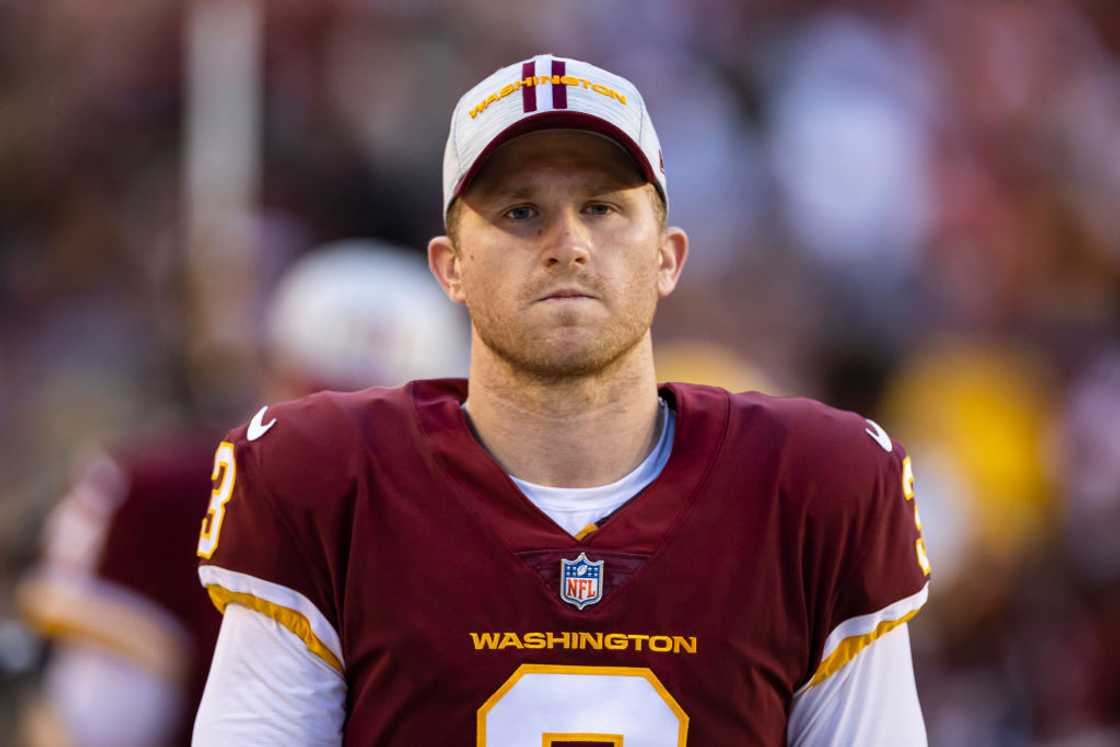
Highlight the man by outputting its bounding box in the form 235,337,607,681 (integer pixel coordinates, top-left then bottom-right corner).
193,55,931,745
16,240,464,747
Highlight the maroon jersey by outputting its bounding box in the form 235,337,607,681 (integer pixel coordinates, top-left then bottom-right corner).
198,380,930,745
19,432,223,747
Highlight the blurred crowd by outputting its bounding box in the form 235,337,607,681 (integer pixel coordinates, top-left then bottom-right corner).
0,1,1117,745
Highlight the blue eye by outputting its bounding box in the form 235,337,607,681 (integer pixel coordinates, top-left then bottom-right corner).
584,203,613,216
505,206,536,220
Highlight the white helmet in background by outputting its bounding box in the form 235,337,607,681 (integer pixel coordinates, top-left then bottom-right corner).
265,240,468,390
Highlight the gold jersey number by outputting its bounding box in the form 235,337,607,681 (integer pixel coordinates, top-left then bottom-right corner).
197,441,236,559
901,456,932,575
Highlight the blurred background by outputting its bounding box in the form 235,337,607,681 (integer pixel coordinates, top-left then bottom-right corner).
1,0,1118,745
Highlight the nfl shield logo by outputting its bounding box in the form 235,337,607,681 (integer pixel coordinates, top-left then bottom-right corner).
560,552,604,610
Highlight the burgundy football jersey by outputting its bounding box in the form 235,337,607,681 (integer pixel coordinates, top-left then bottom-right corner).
20,432,223,747
198,380,930,745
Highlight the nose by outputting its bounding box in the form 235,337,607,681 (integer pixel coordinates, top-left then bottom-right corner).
542,207,591,269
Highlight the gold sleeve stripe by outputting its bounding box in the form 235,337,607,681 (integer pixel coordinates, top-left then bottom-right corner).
804,609,920,690
16,574,188,683
573,523,599,541
205,584,344,675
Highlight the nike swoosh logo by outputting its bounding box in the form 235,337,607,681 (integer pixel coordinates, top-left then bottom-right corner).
864,418,892,453
247,405,276,441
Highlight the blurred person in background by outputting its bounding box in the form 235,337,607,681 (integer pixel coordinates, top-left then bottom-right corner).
14,240,467,747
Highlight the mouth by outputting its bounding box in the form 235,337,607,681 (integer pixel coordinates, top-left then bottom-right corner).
536,288,598,303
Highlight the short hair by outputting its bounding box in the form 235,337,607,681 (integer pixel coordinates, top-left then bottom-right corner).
446,183,666,251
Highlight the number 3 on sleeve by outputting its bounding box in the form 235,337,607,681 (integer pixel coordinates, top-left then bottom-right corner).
197,441,236,559
901,456,932,576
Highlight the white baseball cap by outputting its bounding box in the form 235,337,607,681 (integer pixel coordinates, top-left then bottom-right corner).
441,53,667,221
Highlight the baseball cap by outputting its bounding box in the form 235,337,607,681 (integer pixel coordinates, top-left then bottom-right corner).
442,53,667,221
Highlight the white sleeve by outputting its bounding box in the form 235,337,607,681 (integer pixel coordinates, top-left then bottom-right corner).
192,603,346,746
38,642,185,747
787,622,927,747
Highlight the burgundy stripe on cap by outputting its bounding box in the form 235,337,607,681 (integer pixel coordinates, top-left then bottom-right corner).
521,61,537,113
552,59,567,110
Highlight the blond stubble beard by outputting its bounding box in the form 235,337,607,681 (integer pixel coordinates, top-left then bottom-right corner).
465,278,659,385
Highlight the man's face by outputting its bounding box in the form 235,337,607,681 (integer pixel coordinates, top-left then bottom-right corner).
449,130,671,380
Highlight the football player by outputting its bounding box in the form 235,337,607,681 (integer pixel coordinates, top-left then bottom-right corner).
16,240,465,747
193,55,932,745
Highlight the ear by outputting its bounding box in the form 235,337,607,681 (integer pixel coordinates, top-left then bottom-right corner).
655,226,688,298
428,235,466,305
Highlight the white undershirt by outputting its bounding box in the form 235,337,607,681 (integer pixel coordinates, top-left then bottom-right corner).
193,402,927,746
510,399,674,536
